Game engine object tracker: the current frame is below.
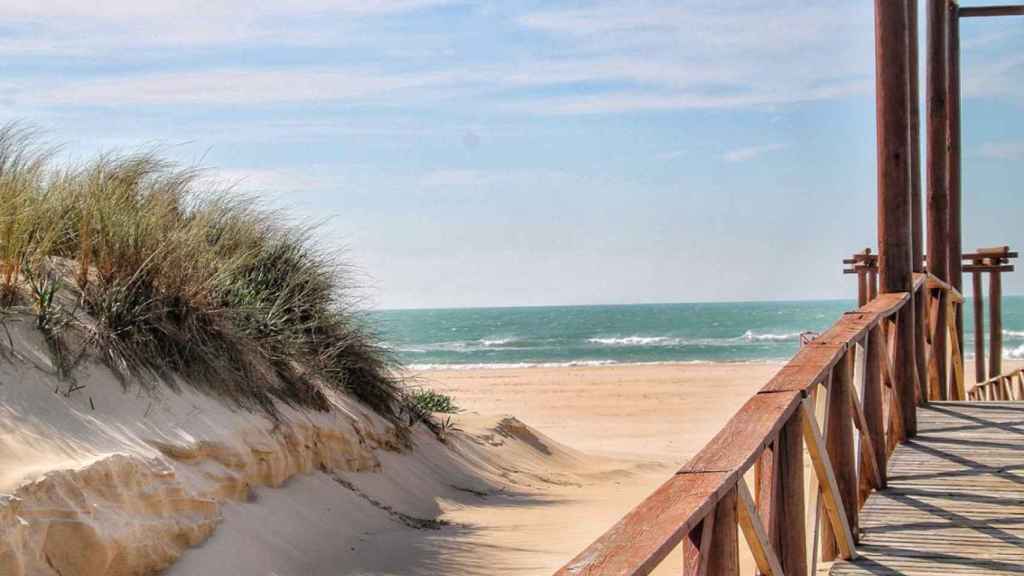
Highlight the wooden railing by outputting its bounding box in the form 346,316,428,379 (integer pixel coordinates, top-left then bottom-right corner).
555,274,966,576
968,368,1024,401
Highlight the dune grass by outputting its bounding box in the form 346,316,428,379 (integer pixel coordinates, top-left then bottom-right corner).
407,388,459,414
0,124,404,420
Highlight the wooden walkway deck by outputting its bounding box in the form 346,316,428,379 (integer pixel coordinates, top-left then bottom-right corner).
830,402,1024,575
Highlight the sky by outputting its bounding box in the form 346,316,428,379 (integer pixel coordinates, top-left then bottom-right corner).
0,0,1020,309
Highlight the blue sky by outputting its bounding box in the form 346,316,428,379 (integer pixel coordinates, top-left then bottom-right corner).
1,0,1020,309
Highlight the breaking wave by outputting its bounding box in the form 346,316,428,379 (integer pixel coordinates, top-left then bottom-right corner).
741,330,803,342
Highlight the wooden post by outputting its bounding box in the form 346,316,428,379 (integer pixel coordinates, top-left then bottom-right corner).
683,514,714,576
857,270,868,307
706,488,739,576
947,1,964,372
777,413,807,576
908,0,931,406
864,326,887,488
822,353,858,561
926,0,949,399
876,0,918,436
990,267,1003,378
973,267,986,384
754,439,779,564
868,269,878,302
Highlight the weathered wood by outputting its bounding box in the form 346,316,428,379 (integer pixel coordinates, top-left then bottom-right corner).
875,3,918,456
754,436,780,574
808,383,829,575
912,272,927,291
777,412,807,576
851,381,884,492
924,291,941,399
874,0,914,302
823,352,859,560
707,489,739,576
555,472,730,576
947,1,963,374
896,307,918,435
972,271,986,383
907,0,929,410
736,482,784,576
962,263,1015,273
925,272,963,302
946,295,965,400
683,514,714,576
800,399,857,561
857,270,868,307
830,403,1024,576
962,248,1016,259
864,326,888,489
879,318,907,453
860,292,912,318
680,391,802,477
761,295,912,395
989,269,1002,378
926,0,949,401
958,5,1024,17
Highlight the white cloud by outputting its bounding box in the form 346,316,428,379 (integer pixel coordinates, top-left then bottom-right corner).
722,143,786,163
0,1,453,55
979,141,1024,161
0,0,1009,119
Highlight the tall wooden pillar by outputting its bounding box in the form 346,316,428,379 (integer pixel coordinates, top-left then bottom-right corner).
876,0,918,436
926,0,949,399
972,268,986,383
907,0,929,404
947,1,964,370
990,268,1003,378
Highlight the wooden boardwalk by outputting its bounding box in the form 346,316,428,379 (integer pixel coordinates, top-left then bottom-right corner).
830,402,1024,575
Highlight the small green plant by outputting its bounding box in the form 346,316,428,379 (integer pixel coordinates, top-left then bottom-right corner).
408,388,459,414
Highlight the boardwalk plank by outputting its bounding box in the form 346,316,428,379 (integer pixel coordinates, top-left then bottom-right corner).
829,402,1024,576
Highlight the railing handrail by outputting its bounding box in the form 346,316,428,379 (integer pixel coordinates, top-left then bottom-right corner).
555,272,983,576
555,291,913,575
968,368,1024,401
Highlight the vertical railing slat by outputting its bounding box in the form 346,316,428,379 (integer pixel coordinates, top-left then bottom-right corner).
823,351,859,560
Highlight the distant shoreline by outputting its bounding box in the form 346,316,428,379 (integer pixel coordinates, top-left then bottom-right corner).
405,359,789,371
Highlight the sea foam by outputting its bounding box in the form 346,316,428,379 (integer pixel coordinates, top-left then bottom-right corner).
742,330,802,342
587,336,680,346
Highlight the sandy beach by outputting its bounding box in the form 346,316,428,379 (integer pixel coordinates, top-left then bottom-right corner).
408,359,1017,575
412,361,784,575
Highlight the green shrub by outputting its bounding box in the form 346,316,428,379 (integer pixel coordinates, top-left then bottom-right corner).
407,388,459,414
0,124,401,419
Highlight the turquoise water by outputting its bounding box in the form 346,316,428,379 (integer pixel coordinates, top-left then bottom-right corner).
370,297,1024,369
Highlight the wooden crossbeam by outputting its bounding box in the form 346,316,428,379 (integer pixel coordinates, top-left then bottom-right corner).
959,5,1024,17
946,296,966,400
962,250,1017,260
800,399,857,561
736,482,785,576
962,264,1014,273
849,388,883,491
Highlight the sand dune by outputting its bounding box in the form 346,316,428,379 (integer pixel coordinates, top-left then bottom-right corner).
4,329,1008,576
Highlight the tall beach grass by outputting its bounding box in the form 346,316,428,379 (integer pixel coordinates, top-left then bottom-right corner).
0,124,403,419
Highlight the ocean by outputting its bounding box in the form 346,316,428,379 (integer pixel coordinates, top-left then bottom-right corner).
371,297,1024,370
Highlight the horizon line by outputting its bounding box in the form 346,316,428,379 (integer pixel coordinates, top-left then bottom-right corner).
369,293,1024,313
